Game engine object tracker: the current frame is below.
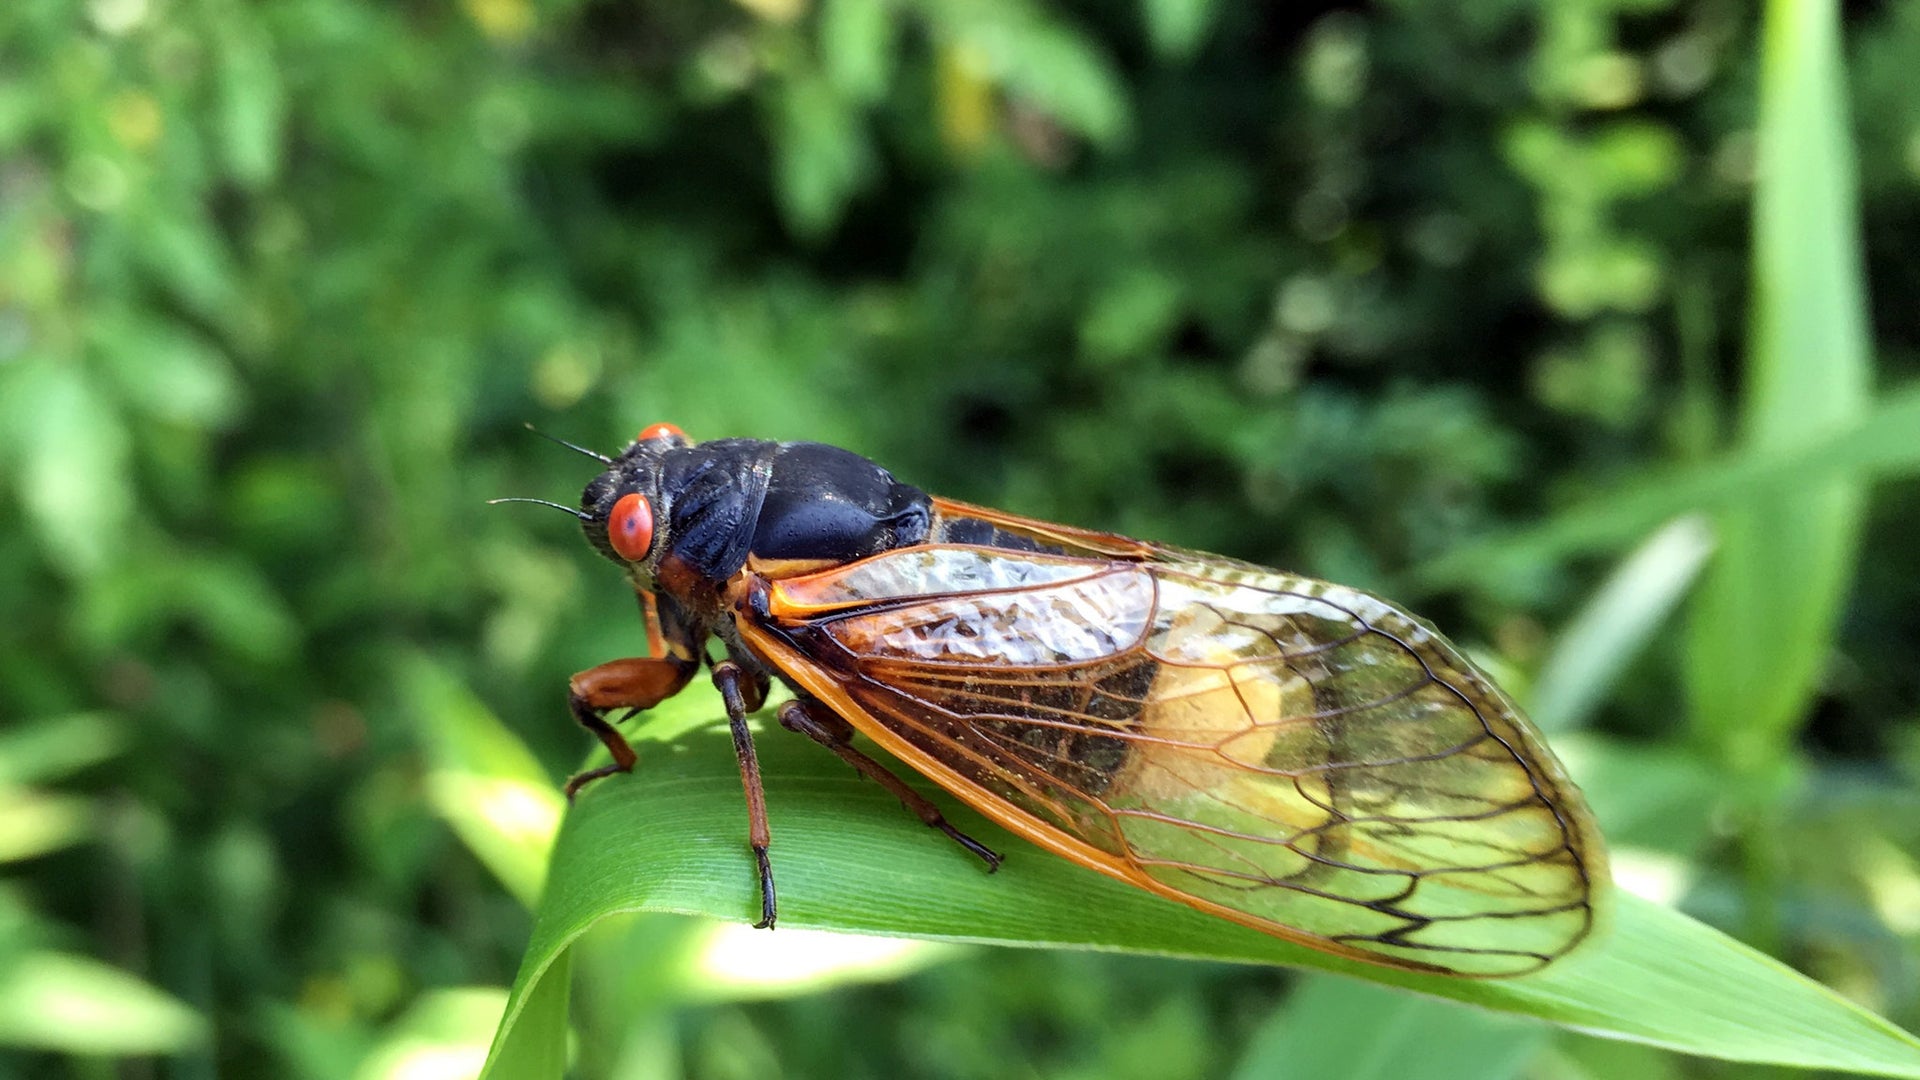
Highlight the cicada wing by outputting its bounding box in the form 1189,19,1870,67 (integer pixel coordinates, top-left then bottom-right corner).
740,544,1607,976
927,495,1157,559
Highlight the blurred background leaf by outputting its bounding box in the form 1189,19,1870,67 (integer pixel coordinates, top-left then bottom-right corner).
1231,977,1549,1080
1682,0,1874,961
0,950,206,1055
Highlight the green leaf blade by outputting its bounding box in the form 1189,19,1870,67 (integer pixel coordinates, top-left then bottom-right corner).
1686,0,1873,767
405,657,565,909
1529,516,1716,733
1410,384,1920,593
482,723,1920,1078
0,951,207,1055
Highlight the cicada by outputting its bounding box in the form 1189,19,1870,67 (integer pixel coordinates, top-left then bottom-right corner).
504,424,1608,977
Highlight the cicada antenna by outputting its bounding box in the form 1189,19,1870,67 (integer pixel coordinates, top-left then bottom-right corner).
524,422,613,464
488,497,592,521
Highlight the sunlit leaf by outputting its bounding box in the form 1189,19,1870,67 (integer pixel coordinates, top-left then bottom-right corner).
0,951,205,1054
89,308,246,429
923,0,1130,146
356,987,508,1080
0,786,93,863
211,3,286,187
405,658,564,908
675,922,960,1001
127,550,302,665
934,40,996,157
481,724,1920,1077
0,361,132,578
124,204,242,326
1530,516,1715,732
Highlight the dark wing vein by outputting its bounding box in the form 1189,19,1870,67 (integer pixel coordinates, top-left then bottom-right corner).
761,545,1605,975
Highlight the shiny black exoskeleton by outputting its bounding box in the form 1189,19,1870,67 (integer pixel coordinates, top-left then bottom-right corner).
580,435,935,586
546,425,1012,932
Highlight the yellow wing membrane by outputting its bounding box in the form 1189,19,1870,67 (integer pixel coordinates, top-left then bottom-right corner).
740,545,1607,976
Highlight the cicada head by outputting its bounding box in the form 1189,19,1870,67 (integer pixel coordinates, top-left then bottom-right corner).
578,423,692,585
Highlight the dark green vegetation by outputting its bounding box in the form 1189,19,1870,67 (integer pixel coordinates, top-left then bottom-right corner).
3,0,1919,1077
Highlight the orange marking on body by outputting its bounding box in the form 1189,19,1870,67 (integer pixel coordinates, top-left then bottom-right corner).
928,496,1156,558
744,554,845,581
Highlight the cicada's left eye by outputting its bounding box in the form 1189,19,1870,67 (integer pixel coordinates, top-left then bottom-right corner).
638,422,685,443
608,493,655,561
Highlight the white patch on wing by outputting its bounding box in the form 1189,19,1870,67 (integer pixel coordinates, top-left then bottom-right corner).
823,567,1154,665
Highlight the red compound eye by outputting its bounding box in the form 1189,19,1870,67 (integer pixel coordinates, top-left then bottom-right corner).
607,492,655,561
638,422,685,443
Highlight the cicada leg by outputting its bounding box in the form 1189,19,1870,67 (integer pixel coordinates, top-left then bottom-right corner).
565,656,699,799
777,697,1003,872
712,660,777,929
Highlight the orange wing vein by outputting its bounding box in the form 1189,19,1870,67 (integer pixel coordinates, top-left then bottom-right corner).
734,544,1608,976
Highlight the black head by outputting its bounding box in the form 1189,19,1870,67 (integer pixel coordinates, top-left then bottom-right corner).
576,422,694,582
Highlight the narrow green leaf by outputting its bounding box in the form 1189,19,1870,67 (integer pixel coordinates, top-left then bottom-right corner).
1685,0,1871,769
1530,516,1714,732
1233,977,1548,1080
168,550,304,666
480,947,570,1080
482,724,1920,1077
0,951,206,1054
1411,384,1920,592
357,988,510,1080
88,308,246,429
124,205,243,326
404,658,564,908
0,786,93,863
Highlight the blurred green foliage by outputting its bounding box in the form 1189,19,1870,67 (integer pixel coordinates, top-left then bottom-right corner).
2,0,1918,1077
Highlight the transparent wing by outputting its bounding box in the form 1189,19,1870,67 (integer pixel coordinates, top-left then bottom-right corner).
744,545,1607,976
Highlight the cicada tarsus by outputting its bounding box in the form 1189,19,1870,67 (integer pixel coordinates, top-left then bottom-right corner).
498,423,1608,977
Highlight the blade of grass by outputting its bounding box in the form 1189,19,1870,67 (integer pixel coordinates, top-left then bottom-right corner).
1410,385,1917,593
481,725,1920,1078
1685,0,1871,772
405,657,565,908
1529,516,1715,732
358,988,511,1080
0,951,206,1055
480,949,570,1080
